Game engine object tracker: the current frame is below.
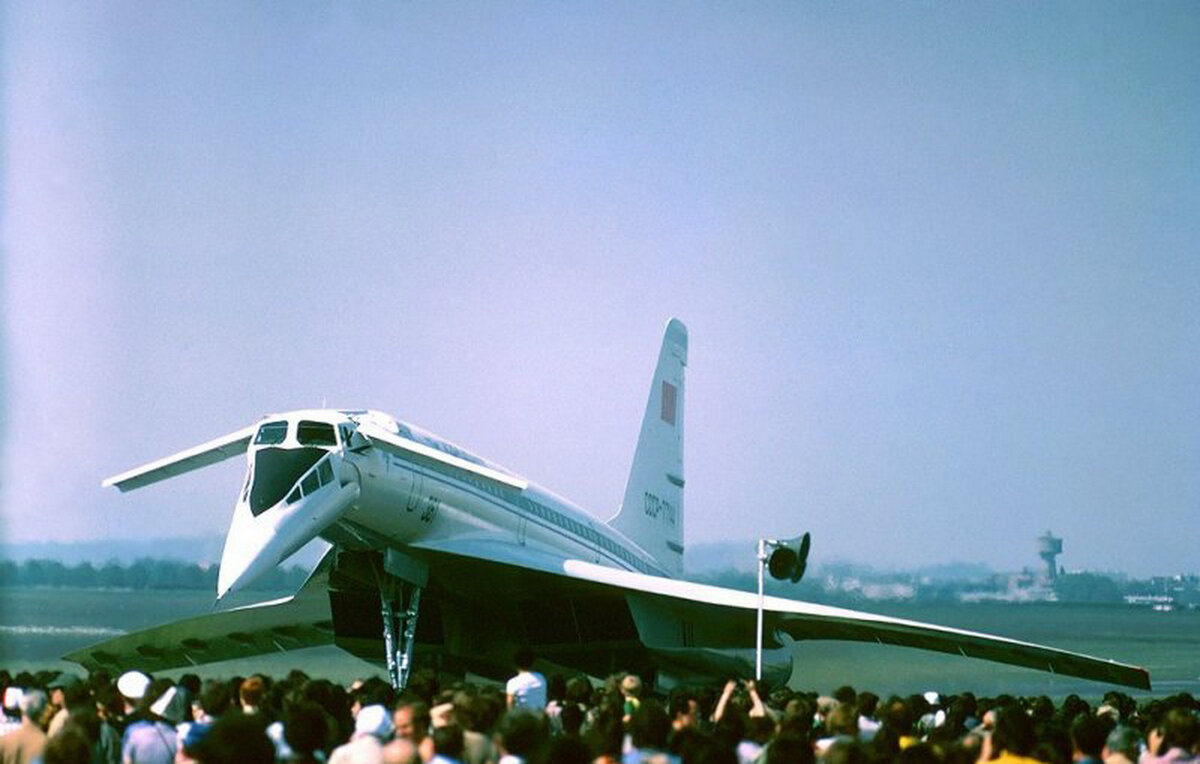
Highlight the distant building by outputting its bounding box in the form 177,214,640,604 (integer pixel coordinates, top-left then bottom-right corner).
1037,531,1063,583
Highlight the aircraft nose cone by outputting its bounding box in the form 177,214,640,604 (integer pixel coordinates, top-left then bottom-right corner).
216,478,360,600
217,500,272,599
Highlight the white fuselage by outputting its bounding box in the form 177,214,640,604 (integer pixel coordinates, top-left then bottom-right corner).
218,409,666,597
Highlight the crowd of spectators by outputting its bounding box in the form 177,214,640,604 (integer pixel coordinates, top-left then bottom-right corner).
0,660,1196,764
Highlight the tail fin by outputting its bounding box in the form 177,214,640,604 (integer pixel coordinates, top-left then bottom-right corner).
609,318,688,577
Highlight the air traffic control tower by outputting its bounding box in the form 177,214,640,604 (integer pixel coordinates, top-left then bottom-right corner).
1038,531,1063,582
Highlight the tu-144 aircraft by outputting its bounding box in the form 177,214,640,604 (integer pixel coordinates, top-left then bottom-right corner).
74,320,1150,691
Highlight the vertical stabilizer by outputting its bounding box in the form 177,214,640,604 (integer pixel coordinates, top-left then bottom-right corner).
609,319,687,576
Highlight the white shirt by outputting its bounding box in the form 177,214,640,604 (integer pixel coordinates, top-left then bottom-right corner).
506,670,547,710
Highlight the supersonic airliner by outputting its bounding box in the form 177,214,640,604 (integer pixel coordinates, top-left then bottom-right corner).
72,320,1150,691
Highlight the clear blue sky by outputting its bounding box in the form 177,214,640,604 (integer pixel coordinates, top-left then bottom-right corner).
3,2,1197,578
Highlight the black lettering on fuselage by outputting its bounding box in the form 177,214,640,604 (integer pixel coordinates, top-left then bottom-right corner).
642,492,677,526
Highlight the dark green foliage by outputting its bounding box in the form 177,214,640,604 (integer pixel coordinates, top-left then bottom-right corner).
0,557,306,591
1053,573,1122,603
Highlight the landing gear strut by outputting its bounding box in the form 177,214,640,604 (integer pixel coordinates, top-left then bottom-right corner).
381,578,422,689
377,548,429,690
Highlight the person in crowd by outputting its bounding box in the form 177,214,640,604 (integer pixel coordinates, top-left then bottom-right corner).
624,699,679,764
881,698,919,752
767,732,815,764
584,701,624,764
279,699,330,764
823,738,869,764
330,703,395,764
668,690,702,735
493,709,547,764
816,702,860,756
622,676,644,725
41,722,92,764
429,724,465,764
984,706,1051,764
7,661,1200,764
1071,714,1113,764
0,688,47,764
506,650,547,711
239,677,267,717
429,693,490,764
857,692,881,742
191,713,275,764
45,675,85,739
394,699,433,763
120,680,178,764
544,676,568,734
384,737,421,764
1141,708,1199,764
115,672,154,730
1103,726,1142,764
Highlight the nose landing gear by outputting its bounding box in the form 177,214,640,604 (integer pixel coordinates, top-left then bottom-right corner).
381,579,422,689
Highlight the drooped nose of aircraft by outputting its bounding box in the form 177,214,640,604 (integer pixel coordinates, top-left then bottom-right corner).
217,455,359,599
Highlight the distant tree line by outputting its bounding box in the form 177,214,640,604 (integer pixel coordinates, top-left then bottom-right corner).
0,558,309,591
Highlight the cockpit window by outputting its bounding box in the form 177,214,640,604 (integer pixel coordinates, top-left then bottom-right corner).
298,421,337,446
250,447,325,515
254,421,288,445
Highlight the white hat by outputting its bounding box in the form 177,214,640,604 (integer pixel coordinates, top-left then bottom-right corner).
355,704,395,741
117,670,152,700
151,686,188,724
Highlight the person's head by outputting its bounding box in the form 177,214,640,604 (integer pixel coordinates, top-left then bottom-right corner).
1102,725,1141,762
433,723,465,760
356,703,396,742
47,674,80,708
384,737,420,764
19,688,47,723
992,706,1036,757
1155,708,1199,756
882,700,914,736
352,676,395,714
194,713,276,764
42,723,91,764
283,700,329,757
179,673,202,698
1070,713,1111,759
630,699,671,751
858,692,880,719
824,739,868,764
827,703,859,737
514,647,535,672
495,709,547,759
394,699,431,743
768,733,815,764
197,680,232,720
239,676,265,710
560,703,585,736
834,686,858,706
116,670,151,710
669,690,701,730
621,674,643,699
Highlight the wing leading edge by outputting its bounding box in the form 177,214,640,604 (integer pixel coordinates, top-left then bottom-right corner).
65,554,335,673
555,559,1151,690
402,538,1149,689
102,425,257,492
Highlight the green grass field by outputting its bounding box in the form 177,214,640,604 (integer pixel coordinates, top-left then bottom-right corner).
1,588,1196,699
